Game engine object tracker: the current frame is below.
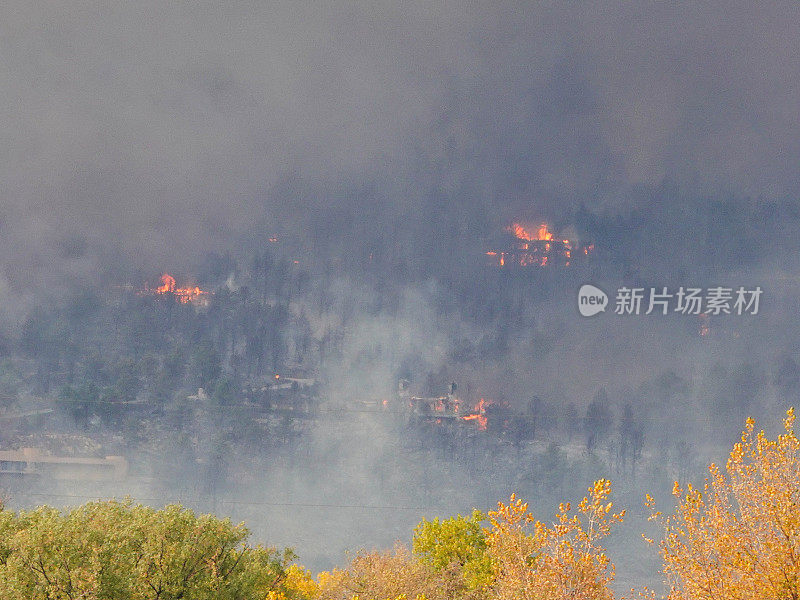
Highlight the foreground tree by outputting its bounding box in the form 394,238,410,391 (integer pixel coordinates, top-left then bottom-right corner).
486,481,624,600
316,545,443,600
650,407,800,600
319,483,624,600
412,509,494,593
0,500,311,600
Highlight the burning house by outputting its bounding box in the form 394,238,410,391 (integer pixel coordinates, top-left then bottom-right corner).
409,382,463,420
139,273,211,306
402,382,490,431
485,222,573,268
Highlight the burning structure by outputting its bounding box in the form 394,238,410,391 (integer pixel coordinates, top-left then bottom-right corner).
485,222,573,267
409,383,463,420
402,382,490,431
139,273,211,306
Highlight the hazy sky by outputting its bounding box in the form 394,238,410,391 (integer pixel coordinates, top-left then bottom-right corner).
2,1,800,307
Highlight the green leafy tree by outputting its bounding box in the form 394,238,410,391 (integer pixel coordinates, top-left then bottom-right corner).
0,500,309,600
412,509,494,592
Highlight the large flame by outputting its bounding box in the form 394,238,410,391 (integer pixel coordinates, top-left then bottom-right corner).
536,223,554,241
507,222,554,241
462,398,490,431
156,273,176,293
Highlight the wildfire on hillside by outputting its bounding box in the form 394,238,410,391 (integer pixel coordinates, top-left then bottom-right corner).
485,221,596,268
140,274,211,305
486,222,571,268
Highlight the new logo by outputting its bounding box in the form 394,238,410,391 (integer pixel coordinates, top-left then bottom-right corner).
578,284,608,317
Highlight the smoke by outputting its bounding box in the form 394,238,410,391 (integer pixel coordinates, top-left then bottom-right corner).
2,1,800,309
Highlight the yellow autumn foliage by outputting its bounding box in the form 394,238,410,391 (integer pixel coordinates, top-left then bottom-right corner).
316,546,449,600
651,407,800,599
486,480,624,600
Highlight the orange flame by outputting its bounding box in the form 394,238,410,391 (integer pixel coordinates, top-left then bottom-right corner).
507,222,554,241
536,223,554,241
156,273,176,293
508,223,534,240
147,273,210,305
461,398,490,431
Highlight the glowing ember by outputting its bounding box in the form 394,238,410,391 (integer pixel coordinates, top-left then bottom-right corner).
699,313,710,336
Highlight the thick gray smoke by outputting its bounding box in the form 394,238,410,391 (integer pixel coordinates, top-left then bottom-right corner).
2,1,800,311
